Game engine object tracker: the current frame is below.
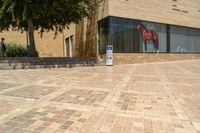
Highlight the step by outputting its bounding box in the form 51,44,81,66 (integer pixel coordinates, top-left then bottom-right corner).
0,57,100,70
0,63,96,70
0,58,97,63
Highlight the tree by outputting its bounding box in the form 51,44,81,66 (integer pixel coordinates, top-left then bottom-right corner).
0,0,101,57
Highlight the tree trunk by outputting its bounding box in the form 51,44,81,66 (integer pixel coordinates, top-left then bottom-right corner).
27,19,38,57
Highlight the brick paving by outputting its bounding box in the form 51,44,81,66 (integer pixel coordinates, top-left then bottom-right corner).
0,60,200,133
4,86,56,100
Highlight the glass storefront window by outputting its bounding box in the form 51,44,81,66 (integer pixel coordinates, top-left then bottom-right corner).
109,17,140,53
99,16,200,54
142,22,167,52
170,26,200,53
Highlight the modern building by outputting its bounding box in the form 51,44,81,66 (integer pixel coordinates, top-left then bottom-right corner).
1,0,200,64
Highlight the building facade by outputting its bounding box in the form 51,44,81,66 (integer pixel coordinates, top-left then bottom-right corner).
70,0,200,64
1,0,200,64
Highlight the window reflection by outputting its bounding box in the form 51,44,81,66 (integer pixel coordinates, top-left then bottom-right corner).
170,26,200,53
99,16,200,53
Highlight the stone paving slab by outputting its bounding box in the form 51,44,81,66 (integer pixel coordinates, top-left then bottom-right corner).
0,82,21,91
51,89,109,107
0,98,27,116
3,86,57,100
0,60,200,133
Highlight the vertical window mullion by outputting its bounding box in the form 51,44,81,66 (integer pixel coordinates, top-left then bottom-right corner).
167,25,171,53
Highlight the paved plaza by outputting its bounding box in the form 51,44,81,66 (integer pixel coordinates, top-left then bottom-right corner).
0,60,200,133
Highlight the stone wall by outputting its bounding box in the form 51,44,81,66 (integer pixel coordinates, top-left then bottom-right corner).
0,31,27,46
65,0,200,58
34,32,64,57
63,0,109,57
0,31,64,57
100,53,200,65
73,12,99,57
109,0,200,29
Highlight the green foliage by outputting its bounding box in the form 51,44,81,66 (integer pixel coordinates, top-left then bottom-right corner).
0,0,101,57
0,0,101,34
6,42,27,57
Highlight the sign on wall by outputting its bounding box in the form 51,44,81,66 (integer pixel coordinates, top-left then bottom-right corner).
106,45,113,66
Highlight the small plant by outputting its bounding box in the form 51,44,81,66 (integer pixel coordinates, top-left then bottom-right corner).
6,42,27,57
